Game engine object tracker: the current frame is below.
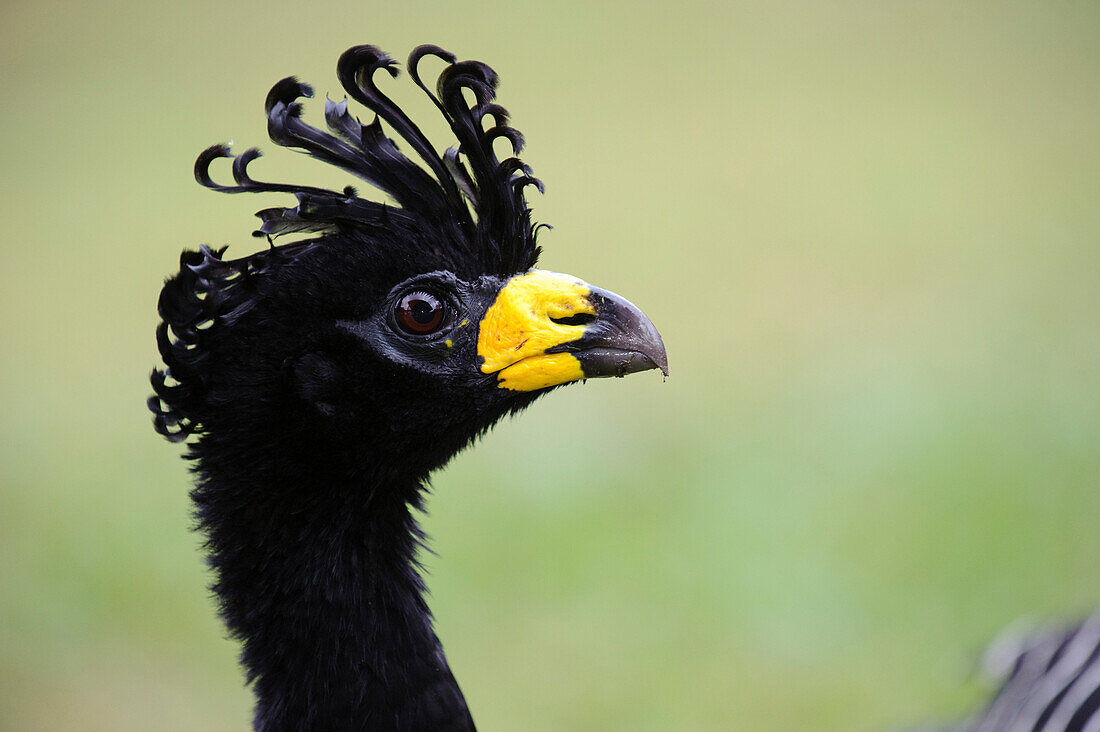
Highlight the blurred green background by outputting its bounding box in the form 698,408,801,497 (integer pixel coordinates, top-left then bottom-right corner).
2,1,1098,729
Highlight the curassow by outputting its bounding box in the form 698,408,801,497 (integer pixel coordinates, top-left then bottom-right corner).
149,44,667,730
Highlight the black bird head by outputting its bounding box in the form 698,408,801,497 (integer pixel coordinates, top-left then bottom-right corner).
148,44,667,728
151,44,667,477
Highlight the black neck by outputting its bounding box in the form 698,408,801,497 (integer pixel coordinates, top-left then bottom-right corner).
192,447,475,731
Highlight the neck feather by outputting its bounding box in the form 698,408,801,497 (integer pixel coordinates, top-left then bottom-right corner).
191,443,475,731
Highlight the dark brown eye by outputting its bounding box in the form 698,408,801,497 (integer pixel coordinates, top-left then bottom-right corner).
395,291,446,335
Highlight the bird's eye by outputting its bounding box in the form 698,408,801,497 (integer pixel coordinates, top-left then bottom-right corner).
395,291,446,335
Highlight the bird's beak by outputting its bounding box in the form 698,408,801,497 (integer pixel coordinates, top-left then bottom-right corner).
477,270,668,391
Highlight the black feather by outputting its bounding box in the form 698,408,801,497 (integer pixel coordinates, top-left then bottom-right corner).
149,44,559,731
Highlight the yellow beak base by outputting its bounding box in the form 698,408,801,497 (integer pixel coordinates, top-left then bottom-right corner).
477,269,667,391
477,270,593,391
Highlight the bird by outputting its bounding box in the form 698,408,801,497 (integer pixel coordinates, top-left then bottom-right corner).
916,612,1100,732
148,43,667,730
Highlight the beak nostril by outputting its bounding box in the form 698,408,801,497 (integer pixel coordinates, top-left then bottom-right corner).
550,313,596,327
